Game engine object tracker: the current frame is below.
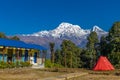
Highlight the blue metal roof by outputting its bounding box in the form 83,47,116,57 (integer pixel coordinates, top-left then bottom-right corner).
0,38,47,50
27,44,47,50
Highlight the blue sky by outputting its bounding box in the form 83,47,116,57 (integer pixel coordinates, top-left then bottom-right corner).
0,0,120,35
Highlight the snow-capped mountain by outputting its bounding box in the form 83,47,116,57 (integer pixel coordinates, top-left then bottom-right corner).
19,22,108,48
24,22,90,38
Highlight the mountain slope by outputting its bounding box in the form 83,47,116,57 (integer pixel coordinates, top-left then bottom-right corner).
19,22,108,48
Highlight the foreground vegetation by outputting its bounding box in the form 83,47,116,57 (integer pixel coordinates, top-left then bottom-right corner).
0,61,31,69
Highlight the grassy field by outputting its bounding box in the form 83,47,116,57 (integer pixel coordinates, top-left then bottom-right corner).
69,74,120,80
68,69,120,80
0,68,67,80
0,68,120,80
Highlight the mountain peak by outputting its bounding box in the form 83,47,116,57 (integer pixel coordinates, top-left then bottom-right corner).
49,22,87,38
92,25,104,32
57,22,81,30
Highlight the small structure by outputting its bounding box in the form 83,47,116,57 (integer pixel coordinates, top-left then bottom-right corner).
0,38,47,68
93,56,115,71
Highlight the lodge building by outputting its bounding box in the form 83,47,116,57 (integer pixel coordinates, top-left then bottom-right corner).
0,38,46,68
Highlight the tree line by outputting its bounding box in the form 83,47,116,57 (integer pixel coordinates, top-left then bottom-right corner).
48,22,120,69
0,32,20,40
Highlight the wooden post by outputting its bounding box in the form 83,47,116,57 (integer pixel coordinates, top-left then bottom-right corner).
13,48,16,62
15,48,21,63
22,48,25,62
28,49,31,62
2,46,6,62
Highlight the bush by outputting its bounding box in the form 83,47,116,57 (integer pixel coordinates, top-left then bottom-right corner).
20,61,24,67
45,59,63,68
45,60,53,68
54,63,63,68
7,62,15,68
115,64,120,69
0,61,7,69
15,61,20,68
22,61,31,67
19,61,31,67
0,61,31,69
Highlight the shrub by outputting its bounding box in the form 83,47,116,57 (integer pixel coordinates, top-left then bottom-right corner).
45,59,54,68
54,63,63,68
115,64,120,69
0,61,31,69
45,59,63,68
24,61,31,67
15,61,20,68
7,62,15,68
20,61,31,67
20,61,24,67
0,61,7,69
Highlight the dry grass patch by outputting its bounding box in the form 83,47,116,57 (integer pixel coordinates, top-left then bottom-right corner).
71,74,120,80
0,68,67,80
0,68,120,80
68,69,120,80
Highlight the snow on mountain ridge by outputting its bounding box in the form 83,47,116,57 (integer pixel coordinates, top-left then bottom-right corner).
92,25,104,32
23,22,106,38
48,22,90,38
32,30,49,37
57,22,81,30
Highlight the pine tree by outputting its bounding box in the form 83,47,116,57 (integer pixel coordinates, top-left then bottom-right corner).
61,40,81,68
54,49,62,65
86,31,99,69
107,22,120,67
99,36,107,56
10,36,20,40
49,42,55,63
0,32,7,38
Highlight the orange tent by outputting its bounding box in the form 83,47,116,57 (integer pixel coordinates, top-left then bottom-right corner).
93,56,115,71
